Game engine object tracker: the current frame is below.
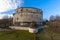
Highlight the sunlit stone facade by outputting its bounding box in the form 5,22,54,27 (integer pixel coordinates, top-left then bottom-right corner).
10,7,43,33
13,7,43,27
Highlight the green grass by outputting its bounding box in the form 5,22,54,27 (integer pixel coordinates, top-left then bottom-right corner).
0,29,60,40
36,29,60,40
0,30,34,40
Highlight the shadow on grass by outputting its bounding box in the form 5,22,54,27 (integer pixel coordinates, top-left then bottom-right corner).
34,28,44,40
37,28,44,34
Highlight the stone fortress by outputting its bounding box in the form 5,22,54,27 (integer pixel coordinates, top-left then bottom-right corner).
10,7,43,33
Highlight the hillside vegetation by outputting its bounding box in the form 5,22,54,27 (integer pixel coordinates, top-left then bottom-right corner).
0,15,60,40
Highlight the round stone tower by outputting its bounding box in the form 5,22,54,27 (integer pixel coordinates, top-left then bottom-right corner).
13,7,43,33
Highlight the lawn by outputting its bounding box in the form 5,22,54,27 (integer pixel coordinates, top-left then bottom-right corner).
36,29,60,40
0,29,60,40
0,30,34,40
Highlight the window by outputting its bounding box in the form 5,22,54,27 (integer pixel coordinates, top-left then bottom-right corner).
17,18,19,20
20,22,31,27
26,9,28,11
15,22,19,26
21,8,23,12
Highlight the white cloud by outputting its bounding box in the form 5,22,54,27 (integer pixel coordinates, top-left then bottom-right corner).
0,13,13,19
0,0,23,12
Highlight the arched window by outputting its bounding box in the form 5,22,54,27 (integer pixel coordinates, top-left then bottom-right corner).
21,8,23,12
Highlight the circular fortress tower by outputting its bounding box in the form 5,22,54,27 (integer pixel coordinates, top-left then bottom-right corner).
13,7,43,33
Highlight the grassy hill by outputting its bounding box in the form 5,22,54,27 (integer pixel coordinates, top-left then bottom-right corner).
0,30,60,40
0,30,34,40
0,28,60,40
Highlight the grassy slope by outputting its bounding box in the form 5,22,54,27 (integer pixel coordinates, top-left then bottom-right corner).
37,29,60,40
0,29,60,40
0,30,34,40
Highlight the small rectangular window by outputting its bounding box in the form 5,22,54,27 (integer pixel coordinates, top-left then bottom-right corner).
17,18,19,20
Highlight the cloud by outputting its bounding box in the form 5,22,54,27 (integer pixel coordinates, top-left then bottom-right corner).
0,0,23,12
0,13,13,19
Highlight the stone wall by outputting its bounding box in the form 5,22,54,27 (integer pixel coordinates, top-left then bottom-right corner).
13,7,43,25
9,26,44,33
9,26,29,30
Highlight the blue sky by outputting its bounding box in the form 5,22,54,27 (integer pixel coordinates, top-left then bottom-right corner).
0,0,60,19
